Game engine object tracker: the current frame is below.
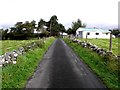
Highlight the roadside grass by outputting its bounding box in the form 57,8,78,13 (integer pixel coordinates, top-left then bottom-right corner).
77,38,118,55
0,41,1,89
2,37,56,88
1,39,40,55
0,41,2,55
63,38,119,89
0,67,1,90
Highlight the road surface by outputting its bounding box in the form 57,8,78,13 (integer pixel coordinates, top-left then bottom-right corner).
25,38,106,88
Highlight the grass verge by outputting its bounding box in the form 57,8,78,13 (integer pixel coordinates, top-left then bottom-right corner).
2,37,56,88
63,38,119,89
1,39,40,55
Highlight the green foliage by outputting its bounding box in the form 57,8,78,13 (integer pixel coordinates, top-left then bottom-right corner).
58,23,66,33
0,67,1,90
15,22,23,32
50,15,58,25
42,30,50,37
1,40,39,55
66,28,72,34
37,19,46,33
44,15,66,36
71,19,81,32
49,15,59,36
2,37,56,88
0,29,8,40
112,29,120,37
37,15,66,37
1,15,87,39
63,38,119,88
8,20,36,40
66,19,84,35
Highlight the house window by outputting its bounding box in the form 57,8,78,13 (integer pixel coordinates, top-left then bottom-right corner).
79,31,81,35
96,33,99,35
78,31,83,38
87,32,90,35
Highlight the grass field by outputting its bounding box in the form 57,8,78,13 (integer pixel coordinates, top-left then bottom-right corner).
0,39,42,55
63,38,119,88
2,37,56,88
77,38,118,55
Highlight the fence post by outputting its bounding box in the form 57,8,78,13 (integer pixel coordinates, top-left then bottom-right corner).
118,33,120,59
109,29,112,53
86,32,88,43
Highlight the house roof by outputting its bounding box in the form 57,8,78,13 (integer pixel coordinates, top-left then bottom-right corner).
77,28,110,33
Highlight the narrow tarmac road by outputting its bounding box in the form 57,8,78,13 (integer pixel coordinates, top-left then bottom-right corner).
25,38,106,88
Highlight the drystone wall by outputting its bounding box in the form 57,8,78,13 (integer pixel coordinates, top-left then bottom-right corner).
70,38,118,61
0,40,44,67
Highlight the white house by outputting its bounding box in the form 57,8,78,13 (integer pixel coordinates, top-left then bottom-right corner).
34,26,47,34
60,32,68,38
76,28,111,39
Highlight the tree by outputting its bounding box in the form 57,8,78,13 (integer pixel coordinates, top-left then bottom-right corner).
15,22,23,33
0,29,3,40
66,28,72,34
8,27,16,39
50,15,58,24
66,19,85,35
31,20,36,30
36,19,48,38
71,19,82,35
30,20,36,35
82,23,87,28
37,15,66,36
0,29,9,40
23,21,36,39
42,30,50,37
112,29,120,37
10,22,25,39
37,19,45,32
58,23,66,33
1,15,67,39
8,20,36,40
49,15,58,36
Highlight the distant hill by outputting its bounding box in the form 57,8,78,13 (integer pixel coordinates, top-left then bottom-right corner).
86,24,118,30
0,23,14,29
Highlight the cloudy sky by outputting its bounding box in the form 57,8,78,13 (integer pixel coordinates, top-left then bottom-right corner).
0,0,119,29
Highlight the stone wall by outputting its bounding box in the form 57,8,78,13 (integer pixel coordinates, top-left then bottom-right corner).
70,38,118,61
0,40,44,67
